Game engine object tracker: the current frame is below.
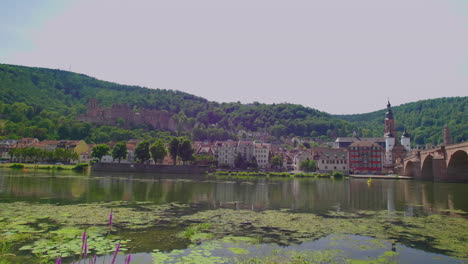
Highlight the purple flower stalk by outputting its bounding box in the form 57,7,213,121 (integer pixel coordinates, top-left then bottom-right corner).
91,255,97,264
81,230,88,257
55,258,62,264
83,242,88,258
124,254,132,264
110,243,121,264
82,230,87,243
109,209,113,231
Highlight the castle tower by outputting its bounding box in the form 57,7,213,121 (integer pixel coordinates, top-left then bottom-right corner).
401,129,411,151
444,125,451,146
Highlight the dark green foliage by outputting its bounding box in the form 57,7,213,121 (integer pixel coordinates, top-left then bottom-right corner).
271,155,283,170
169,138,180,165
1,64,466,145
9,163,24,169
135,140,151,164
193,154,216,166
111,142,127,163
72,163,89,171
234,153,247,169
0,64,356,143
9,147,77,164
299,159,317,172
91,144,110,161
150,139,167,164
178,139,194,164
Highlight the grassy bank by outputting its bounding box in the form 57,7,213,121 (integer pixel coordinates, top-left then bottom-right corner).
0,163,89,171
213,170,345,178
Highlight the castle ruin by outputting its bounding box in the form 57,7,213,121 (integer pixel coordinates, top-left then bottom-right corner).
78,98,178,131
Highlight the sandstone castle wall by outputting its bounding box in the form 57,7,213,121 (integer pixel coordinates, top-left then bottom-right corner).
78,98,178,131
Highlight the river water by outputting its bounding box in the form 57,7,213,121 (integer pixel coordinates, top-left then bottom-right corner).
0,168,467,263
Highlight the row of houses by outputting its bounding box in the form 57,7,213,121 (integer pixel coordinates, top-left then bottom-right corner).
1,137,392,174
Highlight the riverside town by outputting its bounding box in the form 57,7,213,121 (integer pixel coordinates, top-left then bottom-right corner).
1,2,468,262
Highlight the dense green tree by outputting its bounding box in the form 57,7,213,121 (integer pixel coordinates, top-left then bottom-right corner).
271,155,283,170
234,153,247,169
150,139,167,164
300,159,317,172
111,142,127,163
169,137,180,165
92,144,110,161
135,140,151,164
179,139,194,164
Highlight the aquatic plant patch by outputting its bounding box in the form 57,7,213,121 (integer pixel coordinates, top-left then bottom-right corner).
0,200,467,263
179,209,468,258
0,201,189,262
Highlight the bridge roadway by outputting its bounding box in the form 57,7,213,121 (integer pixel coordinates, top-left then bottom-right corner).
401,142,468,182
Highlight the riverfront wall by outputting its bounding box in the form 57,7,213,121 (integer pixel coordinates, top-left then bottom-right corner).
92,163,209,174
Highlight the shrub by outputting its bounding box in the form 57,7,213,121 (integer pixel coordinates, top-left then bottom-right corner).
332,171,344,178
9,163,24,169
73,163,89,171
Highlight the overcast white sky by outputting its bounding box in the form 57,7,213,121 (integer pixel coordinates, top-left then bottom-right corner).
1,0,468,114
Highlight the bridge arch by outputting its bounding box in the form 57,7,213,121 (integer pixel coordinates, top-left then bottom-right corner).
404,161,417,177
447,150,468,181
421,155,434,180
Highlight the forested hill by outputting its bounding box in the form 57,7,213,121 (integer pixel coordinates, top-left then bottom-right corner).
0,63,356,143
334,97,468,145
0,63,465,145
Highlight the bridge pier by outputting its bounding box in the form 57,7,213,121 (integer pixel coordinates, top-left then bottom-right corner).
432,158,447,181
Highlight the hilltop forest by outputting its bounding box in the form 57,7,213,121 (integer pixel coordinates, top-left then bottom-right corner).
0,63,466,145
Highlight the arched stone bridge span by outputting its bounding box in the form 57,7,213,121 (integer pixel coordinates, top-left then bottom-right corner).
402,142,468,182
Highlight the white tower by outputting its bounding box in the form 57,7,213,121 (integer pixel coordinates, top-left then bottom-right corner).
385,132,395,151
401,129,411,151
385,132,395,167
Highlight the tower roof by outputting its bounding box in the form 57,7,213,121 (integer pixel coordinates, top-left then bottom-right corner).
401,129,410,138
385,100,394,120
385,131,394,138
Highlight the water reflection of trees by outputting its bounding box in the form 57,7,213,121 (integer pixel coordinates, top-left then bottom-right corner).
0,169,467,214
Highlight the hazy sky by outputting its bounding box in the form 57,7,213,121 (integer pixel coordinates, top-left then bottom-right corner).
2,0,468,114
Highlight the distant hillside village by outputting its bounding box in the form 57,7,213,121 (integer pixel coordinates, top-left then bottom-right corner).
0,101,453,175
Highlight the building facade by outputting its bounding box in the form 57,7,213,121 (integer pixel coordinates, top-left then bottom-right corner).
254,143,270,168
348,141,383,174
315,148,348,173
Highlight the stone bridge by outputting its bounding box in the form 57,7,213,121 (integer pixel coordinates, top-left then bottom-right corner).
401,142,468,182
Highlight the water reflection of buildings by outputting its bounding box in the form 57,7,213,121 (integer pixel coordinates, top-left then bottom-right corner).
1,170,467,215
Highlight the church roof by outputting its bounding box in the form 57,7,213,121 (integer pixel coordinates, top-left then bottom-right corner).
335,137,384,143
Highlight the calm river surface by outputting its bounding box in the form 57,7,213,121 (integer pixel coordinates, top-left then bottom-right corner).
0,168,467,263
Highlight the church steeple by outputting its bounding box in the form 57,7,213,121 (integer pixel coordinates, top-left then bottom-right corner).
384,100,397,140
385,100,394,120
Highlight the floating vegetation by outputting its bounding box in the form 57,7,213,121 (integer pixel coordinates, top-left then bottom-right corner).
0,200,467,263
179,208,468,259
213,171,341,178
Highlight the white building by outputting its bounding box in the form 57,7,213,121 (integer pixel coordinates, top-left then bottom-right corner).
214,140,271,168
254,143,270,168
214,140,238,167
316,149,348,173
